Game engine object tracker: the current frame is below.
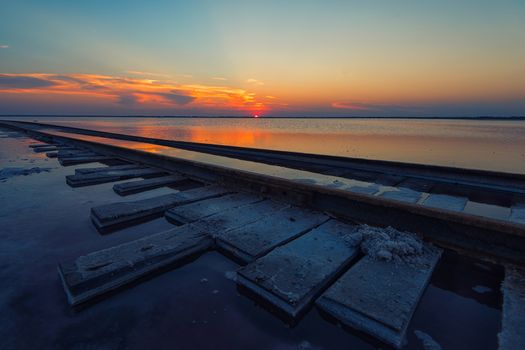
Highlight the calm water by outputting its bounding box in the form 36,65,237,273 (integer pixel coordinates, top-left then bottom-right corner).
4,117,525,174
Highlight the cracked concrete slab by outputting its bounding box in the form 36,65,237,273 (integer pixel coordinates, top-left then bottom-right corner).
165,192,264,224
58,223,213,306
237,220,360,319
316,244,442,349
216,206,329,263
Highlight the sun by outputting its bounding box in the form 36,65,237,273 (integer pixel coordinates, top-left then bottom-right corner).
253,114,260,118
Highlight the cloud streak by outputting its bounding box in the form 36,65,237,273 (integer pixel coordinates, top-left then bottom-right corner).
0,44,8,49
0,73,271,113
246,78,264,86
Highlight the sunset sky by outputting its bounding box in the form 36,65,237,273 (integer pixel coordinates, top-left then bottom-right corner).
1,0,524,117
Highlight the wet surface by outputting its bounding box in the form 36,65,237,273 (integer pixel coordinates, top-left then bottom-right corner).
0,127,505,349
3,116,525,174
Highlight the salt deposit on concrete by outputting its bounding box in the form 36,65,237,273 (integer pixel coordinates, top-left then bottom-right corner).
0,166,51,180
344,225,428,265
499,265,525,350
414,330,442,350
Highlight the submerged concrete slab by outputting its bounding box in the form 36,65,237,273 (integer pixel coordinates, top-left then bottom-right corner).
66,168,166,187
215,206,329,263
113,174,187,195
76,164,145,175
237,220,360,319
316,246,441,349
165,192,264,224
59,155,114,166
57,149,98,158
499,265,525,350
381,188,422,204
509,204,525,225
29,143,54,148
33,146,62,153
347,185,380,196
58,223,212,306
422,193,468,212
91,185,232,233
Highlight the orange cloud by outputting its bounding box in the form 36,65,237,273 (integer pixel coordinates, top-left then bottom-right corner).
0,73,272,114
331,101,376,111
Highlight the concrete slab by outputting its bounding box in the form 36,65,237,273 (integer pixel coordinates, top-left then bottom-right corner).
422,193,468,212
46,151,58,158
215,206,329,263
59,155,114,166
57,149,98,158
113,174,188,196
509,204,525,225
347,185,380,196
75,164,144,175
375,174,405,186
91,185,232,233
58,223,213,306
499,265,525,350
381,188,422,204
237,220,360,319
197,199,290,237
316,245,441,349
397,178,436,192
29,143,54,148
165,192,264,224
33,146,75,153
66,168,166,187
33,146,61,153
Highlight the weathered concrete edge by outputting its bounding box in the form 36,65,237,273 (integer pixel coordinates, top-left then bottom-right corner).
3,121,525,265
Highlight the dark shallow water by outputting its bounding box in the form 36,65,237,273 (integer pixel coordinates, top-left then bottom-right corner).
0,127,504,349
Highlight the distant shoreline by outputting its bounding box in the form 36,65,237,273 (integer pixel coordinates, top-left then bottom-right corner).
1,115,524,120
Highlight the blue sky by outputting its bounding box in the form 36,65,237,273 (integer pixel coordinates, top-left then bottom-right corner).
1,0,524,116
